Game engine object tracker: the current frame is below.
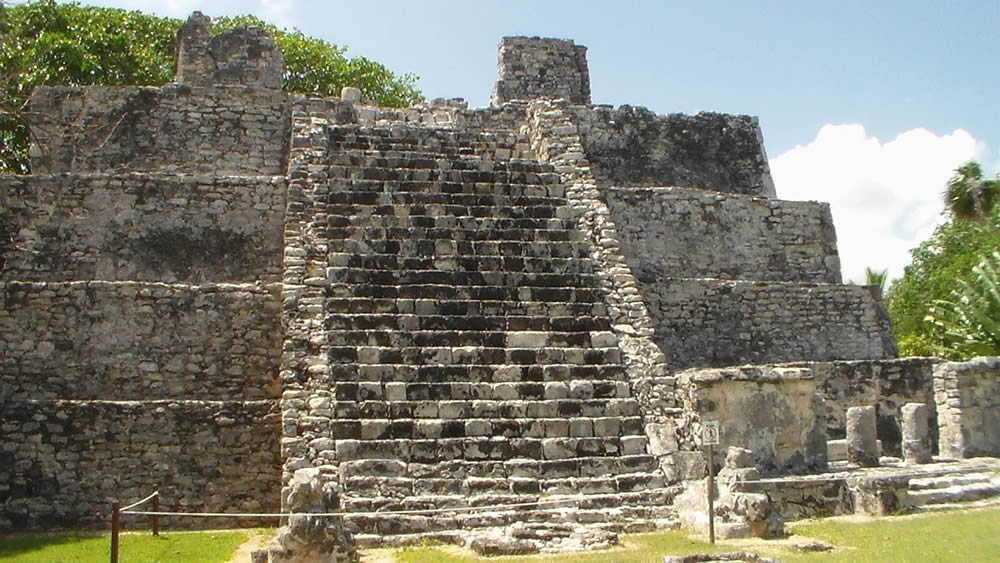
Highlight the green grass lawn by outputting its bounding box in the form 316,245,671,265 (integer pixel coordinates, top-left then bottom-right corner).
783,508,1000,562
2,508,999,562
393,507,1000,563
0,530,249,563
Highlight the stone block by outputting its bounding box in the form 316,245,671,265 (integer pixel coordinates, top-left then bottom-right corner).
901,402,932,464
846,406,879,467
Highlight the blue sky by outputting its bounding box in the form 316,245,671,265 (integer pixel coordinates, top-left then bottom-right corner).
48,0,1000,282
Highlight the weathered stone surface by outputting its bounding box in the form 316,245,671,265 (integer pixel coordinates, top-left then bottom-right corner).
176,12,284,89
934,357,1000,458
604,187,841,283
10,21,994,547
644,279,896,370
267,467,357,563
847,406,879,467
805,358,940,456
901,402,932,464
0,281,281,402
491,37,590,105
1,175,287,282
0,399,280,529
28,85,290,175
677,367,827,476
574,107,775,197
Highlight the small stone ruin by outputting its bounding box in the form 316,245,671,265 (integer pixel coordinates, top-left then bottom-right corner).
2,12,1000,557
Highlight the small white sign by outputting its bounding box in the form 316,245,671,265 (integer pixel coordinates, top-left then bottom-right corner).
702,421,720,446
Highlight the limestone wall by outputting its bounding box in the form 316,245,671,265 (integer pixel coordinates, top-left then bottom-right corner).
642,279,896,370
804,358,939,456
1,175,286,282
0,399,280,529
676,366,827,476
604,187,841,283
0,281,282,402
934,357,1000,458
28,85,290,175
491,37,591,106
572,106,776,197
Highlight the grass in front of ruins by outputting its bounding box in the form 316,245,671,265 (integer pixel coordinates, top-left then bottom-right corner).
388,506,1000,562
0,529,250,562
781,507,1000,562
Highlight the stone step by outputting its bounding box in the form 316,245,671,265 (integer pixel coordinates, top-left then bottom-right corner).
904,477,1000,507
325,416,642,439
329,165,561,185
327,227,582,244
328,178,564,197
339,284,604,303
340,487,682,537
326,127,531,154
325,329,617,348
325,345,622,366
325,190,569,209
327,215,577,232
908,472,997,490
323,298,609,318
326,201,572,220
326,314,611,332
327,254,593,274
322,435,648,463
328,239,592,260
912,496,1000,513
329,379,631,404
325,154,551,175
325,363,627,384
299,400,639,423
333,456,661,482
324,269,598,288
331,373,627,400
338,473,666,503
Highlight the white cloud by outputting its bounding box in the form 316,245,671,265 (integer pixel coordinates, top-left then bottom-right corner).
770,124,982,284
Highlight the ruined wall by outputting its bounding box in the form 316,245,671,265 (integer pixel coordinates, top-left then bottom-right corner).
643,279,896,370
802,358,940,456
0,400,280,530
175,11,284,89
0,281,282,402
676,366,827,476
572,106,776,197
1,175,286,282
934,357,1000,458
604,187,841,283
491,37,590,106
28,85,290,175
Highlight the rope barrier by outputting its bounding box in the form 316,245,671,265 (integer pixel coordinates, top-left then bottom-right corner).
120,490,159,512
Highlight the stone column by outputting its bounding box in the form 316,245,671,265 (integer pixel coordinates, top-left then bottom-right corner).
901,402,932,464
846,406,879,467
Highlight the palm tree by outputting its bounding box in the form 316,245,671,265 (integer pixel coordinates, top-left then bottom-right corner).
945,161,999,222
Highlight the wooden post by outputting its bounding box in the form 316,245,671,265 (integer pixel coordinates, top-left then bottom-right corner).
707,444,715,544
111,501,121,563
152,489,160,536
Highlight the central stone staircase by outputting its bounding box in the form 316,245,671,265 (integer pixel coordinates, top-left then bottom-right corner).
284,108,680,539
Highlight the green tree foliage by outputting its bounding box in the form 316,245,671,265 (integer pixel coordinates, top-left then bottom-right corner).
212,15,420,109
925,250,1000,358
887,161,1000,359
0,1,422,174
945,160,1000,222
